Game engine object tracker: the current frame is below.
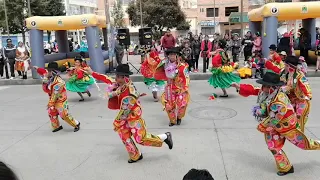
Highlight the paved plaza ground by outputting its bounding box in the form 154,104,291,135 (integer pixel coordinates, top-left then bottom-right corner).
0,79,320,180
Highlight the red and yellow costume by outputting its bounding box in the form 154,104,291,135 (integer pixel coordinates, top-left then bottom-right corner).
265,52,285,74
282,67,312,133
15,47,30,72
91,72,166,161
36,68,80,130
154,59,190,124
239,84,320,174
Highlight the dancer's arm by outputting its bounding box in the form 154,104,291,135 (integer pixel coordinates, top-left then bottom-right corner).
297,76,312,100
82,67,115,84
232,83,260,97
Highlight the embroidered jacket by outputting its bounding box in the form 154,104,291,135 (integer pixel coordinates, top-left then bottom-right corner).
141,50,162,79
265,53,285,74
36,68,67,107
91,72,142,131
154,59,190,93
212,49,229,68
238,84,297,134
282,69,312,101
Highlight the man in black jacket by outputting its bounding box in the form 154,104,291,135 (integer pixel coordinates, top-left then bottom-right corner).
3,39,17,79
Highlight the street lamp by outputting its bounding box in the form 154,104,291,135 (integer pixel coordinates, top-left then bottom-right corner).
140,0,143,27
213,0,215,33
240,0,244,37
27,0,31,17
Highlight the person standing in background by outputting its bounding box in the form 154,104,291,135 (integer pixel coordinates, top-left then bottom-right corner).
161,30,176,52
252,32,262,54
201,35,212,71
224,34,232,59
3,39,17,79
242,31,254,62
192,34,201,72
115,39,124,65
181,42,193,72
231,33,241,62
299,28,311,62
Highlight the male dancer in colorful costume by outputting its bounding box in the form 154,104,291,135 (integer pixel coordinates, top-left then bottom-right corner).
84,64,173,163
231,72,320,176
282,56,312,133
154,47,190,126
141,49,165,102
33,62,81,132
265,44,285,74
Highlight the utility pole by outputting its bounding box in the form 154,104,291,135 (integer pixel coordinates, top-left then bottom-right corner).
3,0,10,38
140,0,143,27
104,0,110,50
240,0,244,37
213,0,216,33
27,0,31,17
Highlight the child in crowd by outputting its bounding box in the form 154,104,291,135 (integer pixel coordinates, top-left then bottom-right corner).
231,33,241,62
298,56,308,75
251,51,265,78
315,43,320,71
237,59,252,79
181,42,193,72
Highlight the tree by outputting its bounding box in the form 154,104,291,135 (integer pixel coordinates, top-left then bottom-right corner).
176,20,191,31
111,0,125,28
127,0,188,39
0,0,25,37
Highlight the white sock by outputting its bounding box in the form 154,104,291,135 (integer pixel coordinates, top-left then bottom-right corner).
157,134,167,141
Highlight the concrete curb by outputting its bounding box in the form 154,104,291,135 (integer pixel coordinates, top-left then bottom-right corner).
0,71,319,86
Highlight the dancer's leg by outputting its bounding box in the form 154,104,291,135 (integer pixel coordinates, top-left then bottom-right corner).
295,100,310,133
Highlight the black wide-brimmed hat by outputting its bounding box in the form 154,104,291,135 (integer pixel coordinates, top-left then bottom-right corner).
269,44,277,50
285,55,300,67
165,47,181,55
218,39,227,49
74,56,83,62
256,72,285,86
115,64,133,76
46,62,60,71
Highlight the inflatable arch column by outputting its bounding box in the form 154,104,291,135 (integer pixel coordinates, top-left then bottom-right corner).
55,30,69,53
30,29,45,79
302,18,316,50
248,21,261,35
85,26,105,74
262,16,278,58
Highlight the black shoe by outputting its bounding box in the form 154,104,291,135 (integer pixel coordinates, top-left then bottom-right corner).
87,91,91,97
128,154,143,163
219,94,228,98
74,122,81,132
277,166,294,176
79,98,84,102
169,123,175,127
177,119,181,125
164,132,173,149
52,126,63,132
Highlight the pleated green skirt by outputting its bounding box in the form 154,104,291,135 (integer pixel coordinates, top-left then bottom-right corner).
208,68,241,89
66,76,95,92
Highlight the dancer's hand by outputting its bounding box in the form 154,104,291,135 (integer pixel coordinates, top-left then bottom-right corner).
231,82,240,89
82,67,93,75
33,66,39,70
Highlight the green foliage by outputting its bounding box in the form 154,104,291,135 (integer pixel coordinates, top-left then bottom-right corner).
0,0,65,36
126,0,188,39
111,0,125,28
176,20,191,31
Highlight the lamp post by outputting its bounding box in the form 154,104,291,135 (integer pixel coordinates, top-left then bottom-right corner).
3,0,10,38
27,0,31,17
104,0,110,50
140,0,143,27
213,0,216,33
240,0,244,37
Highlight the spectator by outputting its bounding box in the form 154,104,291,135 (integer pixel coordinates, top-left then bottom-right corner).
298,56,308,75
192,34,201,72
242,31,254,61
224,34,232,59
3,39,17,79
278,33,290,55
231,33,241,62
200,35,212,70
0,47,6,79
115,39,124,65
181,42,193,72
183,168,214,180
279,51,287,61
0,161,19,180
212,33,220,51
315,42,320,71
316,27,320,46
299,28,311,61
15,42,30,79
252,32,262,54
161,30,176,51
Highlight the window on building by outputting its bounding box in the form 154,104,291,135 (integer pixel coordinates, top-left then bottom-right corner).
206,8,219,17
200,8,204,12
225,6,239,16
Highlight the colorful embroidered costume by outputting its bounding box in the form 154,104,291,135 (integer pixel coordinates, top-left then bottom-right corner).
154,48,190,126
208,48,241,88
282,56,312,133
35,64,80,132
141,50,165,92
237,72,320,176
66,68,94,93
265,52,285,74
89,64,173,163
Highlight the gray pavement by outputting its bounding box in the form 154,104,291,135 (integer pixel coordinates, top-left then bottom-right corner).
1,54,320,86
0,79,320,180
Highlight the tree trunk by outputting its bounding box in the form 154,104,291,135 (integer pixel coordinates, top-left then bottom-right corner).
47,31,51,43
